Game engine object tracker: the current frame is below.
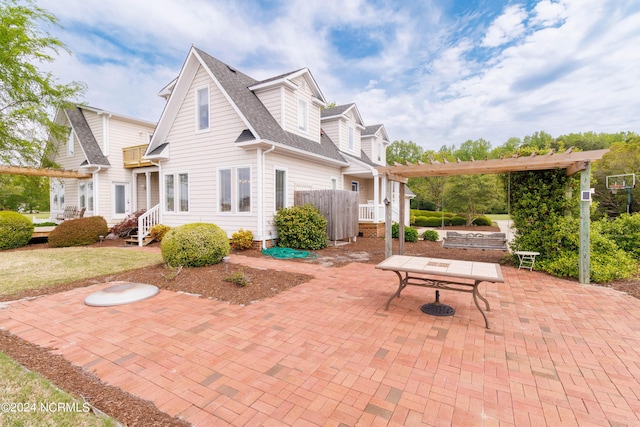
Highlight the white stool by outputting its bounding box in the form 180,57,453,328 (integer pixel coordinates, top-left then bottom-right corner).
515,251,539,271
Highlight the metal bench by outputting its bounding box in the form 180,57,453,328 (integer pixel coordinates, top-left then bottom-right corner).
55,205,77,221
442,231,508,251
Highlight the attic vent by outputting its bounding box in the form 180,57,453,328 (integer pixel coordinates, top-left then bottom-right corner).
227,66,237,73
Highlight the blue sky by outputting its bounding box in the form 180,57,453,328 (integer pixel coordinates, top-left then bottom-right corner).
41,0,640,151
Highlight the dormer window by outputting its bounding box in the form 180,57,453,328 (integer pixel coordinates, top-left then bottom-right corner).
197,86,209,131
377,141,382,162
298,99,308,132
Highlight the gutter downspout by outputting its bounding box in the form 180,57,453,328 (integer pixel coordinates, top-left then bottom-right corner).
261,145,276,249
92,167,102,218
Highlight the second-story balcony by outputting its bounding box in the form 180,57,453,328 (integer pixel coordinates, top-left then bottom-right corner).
123,144,153,168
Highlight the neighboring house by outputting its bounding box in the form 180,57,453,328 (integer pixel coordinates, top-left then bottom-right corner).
48,105,156,226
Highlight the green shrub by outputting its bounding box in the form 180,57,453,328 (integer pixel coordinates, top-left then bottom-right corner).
422,230,440,241
161,223,230,267
150,224,170,242
391,223,419,242
273,204,327,250
413,216,430,227
225,271,249,287
472,216,493,226
598,213,640,260
34,221,58,227
231,228,254,250
48,216,109,248
0,211,34,250
450,216,467,226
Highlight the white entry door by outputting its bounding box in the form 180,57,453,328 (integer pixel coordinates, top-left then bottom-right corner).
113,182,131,219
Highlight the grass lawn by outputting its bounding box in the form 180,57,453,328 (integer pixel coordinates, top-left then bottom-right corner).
0,352,116,426
0,247,162,297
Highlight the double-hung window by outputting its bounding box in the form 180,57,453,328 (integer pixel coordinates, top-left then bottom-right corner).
197,87,209,131
165,173,189,212
219,167,251,213
67,130,74,156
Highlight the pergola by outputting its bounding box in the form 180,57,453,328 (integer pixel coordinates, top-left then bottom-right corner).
0,165,91,179
376,148,610,284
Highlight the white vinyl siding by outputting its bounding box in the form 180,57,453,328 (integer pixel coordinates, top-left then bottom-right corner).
282,76,320,142
255,87,283,126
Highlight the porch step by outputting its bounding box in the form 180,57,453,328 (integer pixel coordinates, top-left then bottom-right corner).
124,235,154,246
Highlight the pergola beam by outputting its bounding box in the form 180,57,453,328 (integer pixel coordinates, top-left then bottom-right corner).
0,165,91,179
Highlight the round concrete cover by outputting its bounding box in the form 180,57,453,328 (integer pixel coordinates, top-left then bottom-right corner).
85,282,159,307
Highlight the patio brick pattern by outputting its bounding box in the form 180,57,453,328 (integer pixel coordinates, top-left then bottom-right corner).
2,253,640,426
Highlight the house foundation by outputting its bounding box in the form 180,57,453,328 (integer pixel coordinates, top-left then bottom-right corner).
358,222,386,238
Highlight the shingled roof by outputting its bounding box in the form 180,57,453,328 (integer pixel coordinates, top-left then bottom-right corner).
65,107,110,167
194,48,346,164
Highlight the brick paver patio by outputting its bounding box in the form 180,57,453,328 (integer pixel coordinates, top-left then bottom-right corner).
2,253,640,426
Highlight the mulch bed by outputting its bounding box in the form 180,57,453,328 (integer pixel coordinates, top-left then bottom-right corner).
2,226,638,425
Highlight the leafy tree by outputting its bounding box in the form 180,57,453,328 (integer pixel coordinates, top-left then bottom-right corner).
444,174,505,224
0,174,48,211
592,137,640,217
0,0,84,165
454,138,491,161
386,140,423,165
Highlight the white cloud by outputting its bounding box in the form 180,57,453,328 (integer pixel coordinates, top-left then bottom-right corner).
481,5,528,48
37,0,640,150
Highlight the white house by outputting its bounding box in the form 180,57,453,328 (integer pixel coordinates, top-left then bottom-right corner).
50,47,409,246
48,105,156,226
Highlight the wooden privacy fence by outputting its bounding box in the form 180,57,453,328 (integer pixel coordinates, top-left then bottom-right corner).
294,189,359,241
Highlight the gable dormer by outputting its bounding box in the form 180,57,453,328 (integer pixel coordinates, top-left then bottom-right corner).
362,124,389,166
249,69,326,143
320,103,365,155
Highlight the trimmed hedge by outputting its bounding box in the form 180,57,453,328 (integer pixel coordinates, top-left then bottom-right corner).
422,230,440,241
161,223,230,267
48,216,109,248
0,211,34,250
273,204,327,250
472,215,493,226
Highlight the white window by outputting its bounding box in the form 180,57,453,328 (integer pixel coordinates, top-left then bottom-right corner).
218,167,251,213
275,169,286,211
298,99,308,132
67,130,74,156
179,173,189,212
197,87,209,131
78,180,93,211
351,181,359,192
377,141,382,162
348,127,354,151
52,181,65,211
165,174,175,212
331,178,337,189
237,167,251,212
165,173,189,213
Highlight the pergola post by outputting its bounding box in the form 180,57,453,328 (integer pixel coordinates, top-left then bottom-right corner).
579,162,591,284
398,182,405,254
385,177,393,258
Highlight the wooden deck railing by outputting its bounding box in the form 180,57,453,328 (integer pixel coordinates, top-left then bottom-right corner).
123,144,152,168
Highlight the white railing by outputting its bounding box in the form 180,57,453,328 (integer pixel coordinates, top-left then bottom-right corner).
358,204,385,223
137,204,160,246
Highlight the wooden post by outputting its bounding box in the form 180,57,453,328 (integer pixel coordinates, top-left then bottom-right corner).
579,163,591,284
385,176,393,259
398,182,405,254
